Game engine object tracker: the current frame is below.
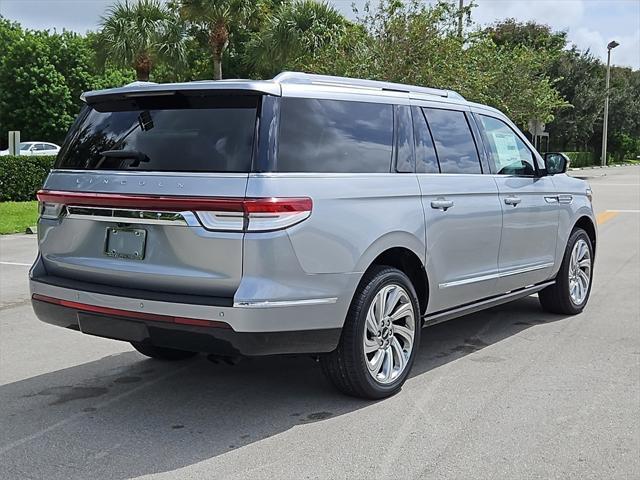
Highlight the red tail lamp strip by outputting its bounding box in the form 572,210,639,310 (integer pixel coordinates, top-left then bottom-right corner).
36,190,312,213
32,294,231,329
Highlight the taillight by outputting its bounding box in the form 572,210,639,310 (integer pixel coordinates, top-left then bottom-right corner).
36,190,312,232
39,201,64,219
195,197,312,232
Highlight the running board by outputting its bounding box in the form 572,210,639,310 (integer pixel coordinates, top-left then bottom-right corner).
422,281,555,327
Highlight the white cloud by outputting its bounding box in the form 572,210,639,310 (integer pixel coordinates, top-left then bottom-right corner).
570,27,640,69
472,0,586,29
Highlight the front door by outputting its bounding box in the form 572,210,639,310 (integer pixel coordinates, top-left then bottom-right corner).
474,113,559,293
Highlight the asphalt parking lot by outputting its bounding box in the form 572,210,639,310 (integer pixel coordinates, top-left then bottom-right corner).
0,166,638,480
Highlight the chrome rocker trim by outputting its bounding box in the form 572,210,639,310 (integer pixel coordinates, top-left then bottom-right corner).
438,262,554,289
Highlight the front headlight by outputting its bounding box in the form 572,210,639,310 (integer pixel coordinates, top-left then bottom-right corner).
586,186,593,203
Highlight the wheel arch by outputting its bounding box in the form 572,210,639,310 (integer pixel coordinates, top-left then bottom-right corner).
574,215,597,256
359,246,429,317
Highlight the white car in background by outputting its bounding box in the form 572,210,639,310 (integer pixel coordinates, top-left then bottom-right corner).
0,142,61,156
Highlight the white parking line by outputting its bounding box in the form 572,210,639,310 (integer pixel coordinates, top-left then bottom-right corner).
0,261,31,267
606,209,640,213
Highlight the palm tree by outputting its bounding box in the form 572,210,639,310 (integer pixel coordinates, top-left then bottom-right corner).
178,0,257,80
99,0,187,82
247,0,347,76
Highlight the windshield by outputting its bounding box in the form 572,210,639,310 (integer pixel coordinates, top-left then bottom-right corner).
55,93,259,172
19,143,31,151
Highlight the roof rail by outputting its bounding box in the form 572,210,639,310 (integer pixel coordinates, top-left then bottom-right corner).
273,71,464,100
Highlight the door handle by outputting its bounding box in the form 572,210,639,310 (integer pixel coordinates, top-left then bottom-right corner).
504,196,522,206
431,199,454,211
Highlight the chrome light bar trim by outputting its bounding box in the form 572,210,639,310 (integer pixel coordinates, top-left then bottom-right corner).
65,206,190,226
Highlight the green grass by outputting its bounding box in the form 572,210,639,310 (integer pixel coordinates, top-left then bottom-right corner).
0,201,39,234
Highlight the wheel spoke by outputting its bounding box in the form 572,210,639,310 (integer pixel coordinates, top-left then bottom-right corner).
393,324,414,345
364,336,379,354
391,337,406,375
390,302,413,321
578,258,591,269
578,241,588,261
577,269,590,287
366,308,378,336
384,287,401,317
578,279,586,301
377,289,387,327
368,349,384,374
381,347,393,381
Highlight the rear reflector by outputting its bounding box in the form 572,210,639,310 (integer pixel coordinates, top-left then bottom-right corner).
36,190,312,232
32,294,231,329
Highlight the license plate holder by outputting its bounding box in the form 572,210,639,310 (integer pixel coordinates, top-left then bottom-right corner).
105,227,146,260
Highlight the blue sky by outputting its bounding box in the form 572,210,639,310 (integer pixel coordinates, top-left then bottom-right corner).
1,0,638,69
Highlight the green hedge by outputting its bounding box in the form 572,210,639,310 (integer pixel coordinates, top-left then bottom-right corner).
0,155,56,201
563,151,600,168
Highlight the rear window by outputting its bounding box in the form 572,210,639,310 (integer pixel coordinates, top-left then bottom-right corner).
276,98,393,173
55,94,258,172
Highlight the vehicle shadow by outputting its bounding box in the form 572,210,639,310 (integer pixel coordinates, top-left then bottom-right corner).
0,296,568,479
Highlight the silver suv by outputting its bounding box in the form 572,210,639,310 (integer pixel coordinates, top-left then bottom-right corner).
30,72,596,399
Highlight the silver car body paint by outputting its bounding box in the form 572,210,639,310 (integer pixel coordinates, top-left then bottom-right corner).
30,73,596,349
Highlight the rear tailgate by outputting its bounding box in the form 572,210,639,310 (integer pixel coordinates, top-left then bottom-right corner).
37,172,248,298
35,91,259,300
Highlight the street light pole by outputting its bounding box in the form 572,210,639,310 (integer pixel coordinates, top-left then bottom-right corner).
458,0,464,38
601,40,619,166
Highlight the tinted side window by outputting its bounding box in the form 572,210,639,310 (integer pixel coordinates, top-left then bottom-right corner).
477,115,536,176
277,98,393,173
412,106,439,173
423,108,481,174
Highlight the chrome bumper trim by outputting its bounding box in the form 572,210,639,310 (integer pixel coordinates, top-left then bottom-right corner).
233,297,338,308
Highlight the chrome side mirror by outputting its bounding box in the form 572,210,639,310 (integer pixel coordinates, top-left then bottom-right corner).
544,152,570,175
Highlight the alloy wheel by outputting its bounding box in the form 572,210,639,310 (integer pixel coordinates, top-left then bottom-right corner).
363,284,416,384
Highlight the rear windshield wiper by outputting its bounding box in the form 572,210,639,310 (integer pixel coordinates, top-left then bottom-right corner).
99,149,150,167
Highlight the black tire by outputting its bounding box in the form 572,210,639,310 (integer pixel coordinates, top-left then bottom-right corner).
539,228,594,315
320,266,421,399
130,342,198,361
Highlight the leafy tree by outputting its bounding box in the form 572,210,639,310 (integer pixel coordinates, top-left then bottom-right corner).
0,30,75,143
486,18,567,52
99,0,187,81
247,0,348,77
178,0,258,79
545,48,606,151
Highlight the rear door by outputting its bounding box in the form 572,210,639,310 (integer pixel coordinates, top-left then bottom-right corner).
414,104,503,314
474,112,559,292
36,92,260,300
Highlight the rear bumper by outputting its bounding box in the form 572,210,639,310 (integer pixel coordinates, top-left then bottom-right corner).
30,279,343,356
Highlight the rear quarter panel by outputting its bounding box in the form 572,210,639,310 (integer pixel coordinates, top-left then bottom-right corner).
246,173,426,274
